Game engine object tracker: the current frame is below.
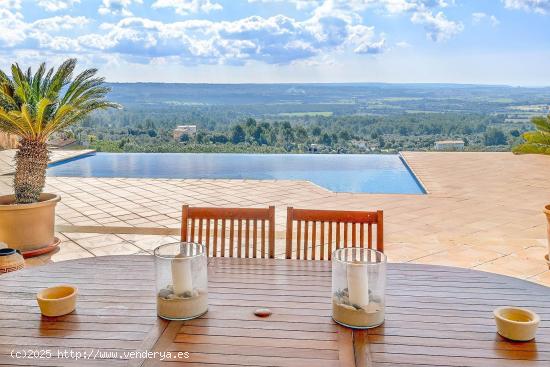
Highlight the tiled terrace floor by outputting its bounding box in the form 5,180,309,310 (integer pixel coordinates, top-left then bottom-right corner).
1,151,549,286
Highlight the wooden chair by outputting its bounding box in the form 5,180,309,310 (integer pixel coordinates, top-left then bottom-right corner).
181,205,276,258
285,207,383,260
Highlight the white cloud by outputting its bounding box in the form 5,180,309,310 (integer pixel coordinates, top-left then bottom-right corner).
0,9,26,47
99,0,143,16
77,11,385,65
396,40,411,48
37,0,80,12
472,12,486,23
472,12,499,26
151,0,223,15
32,15,89,32
502,0,550,14
0,0,21,9
0,11,88,49
248,0,320,10
411,8,463,42
309,0,462,41
347,24,385,54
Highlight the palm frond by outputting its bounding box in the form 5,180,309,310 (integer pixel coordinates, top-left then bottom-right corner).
0,58,119,141
513,115,550,155
530,115,550,133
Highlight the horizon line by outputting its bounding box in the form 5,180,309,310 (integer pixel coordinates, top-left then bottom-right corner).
104,81,550,88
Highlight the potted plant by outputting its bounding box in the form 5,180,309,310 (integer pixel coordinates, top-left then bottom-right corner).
513,114,550,268
0,59,119,257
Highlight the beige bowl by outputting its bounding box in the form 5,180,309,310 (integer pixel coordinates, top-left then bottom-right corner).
37,285,77,317
494,307,540,341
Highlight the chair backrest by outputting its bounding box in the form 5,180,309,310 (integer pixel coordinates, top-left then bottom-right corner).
285,207,383,260
181,205,276,258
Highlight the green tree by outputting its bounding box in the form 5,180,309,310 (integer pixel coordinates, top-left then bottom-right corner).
320,133,332,145
0,59,119,203
211,134,228,144
513,115,550,155
295,126,308,141
484,127,507,146
231,124,246,144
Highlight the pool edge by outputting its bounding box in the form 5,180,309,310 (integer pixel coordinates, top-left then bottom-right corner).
398,152,429,194
47,150,97,168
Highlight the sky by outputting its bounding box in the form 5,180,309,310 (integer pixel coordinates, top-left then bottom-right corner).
0,0,549,85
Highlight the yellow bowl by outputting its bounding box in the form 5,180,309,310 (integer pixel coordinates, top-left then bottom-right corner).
37,285,77,317
494,307,540,341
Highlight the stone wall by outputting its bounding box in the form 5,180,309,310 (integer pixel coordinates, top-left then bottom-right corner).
0,132,19,149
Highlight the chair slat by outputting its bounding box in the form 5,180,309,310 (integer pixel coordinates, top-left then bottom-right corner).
303,221,309,260
368,223,372,249
190,218,195,242
328,222,333,260
261,220,266,259
320,221,325,261
311,221,316,260
237,220,243,258
221,220,226,257
252,219,258,259
246,219,251,258
213,219,218,257
335,222,340,250
360,223,365,247
376,210,384,253
268,206,275,259
205,219,211,255
198,219,203,244
343,223,348,248
229,219,235,258
285,208,384,260
181,206,189,242
296,220,302,260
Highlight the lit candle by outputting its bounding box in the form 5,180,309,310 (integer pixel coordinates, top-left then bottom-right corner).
172,254,193,295
347,263,369,308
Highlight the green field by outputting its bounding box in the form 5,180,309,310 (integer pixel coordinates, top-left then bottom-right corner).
277,111,333,117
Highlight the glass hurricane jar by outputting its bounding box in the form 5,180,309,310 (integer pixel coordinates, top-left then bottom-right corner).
332,248,387,329
154,242,208,320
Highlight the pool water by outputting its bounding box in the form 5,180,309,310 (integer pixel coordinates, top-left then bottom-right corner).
47,153,425,194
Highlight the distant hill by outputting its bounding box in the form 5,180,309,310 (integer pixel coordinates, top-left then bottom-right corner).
106,82,550,106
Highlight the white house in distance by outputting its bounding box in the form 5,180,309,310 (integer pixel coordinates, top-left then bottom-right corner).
173,125,197,141
434,140,465,151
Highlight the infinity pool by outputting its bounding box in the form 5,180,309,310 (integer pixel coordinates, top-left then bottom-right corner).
47,153,425,194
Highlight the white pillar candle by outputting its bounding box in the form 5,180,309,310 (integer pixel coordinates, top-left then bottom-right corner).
347,263,369,308
172,255,193,295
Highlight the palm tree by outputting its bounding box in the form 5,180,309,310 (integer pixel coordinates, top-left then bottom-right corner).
513,115,550,155
0,59,119,204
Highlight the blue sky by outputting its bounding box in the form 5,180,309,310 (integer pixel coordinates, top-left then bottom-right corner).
1,0,549,85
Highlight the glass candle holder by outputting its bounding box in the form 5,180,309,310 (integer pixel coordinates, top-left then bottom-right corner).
154,242,208,320
332,248,387,329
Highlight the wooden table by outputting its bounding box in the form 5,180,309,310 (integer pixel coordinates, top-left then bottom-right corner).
0,256,548,366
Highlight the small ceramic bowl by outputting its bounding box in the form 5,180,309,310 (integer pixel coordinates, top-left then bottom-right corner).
37,285,77,317
494,307,540,341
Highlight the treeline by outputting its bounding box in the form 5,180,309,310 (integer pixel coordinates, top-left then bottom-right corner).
67,108,528,154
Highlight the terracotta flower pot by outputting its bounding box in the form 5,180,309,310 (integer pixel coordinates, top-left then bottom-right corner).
545,205,550,269
0,193,61,257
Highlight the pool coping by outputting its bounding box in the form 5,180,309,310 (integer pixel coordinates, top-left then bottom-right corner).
47,150,97,168
398,152,430,194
